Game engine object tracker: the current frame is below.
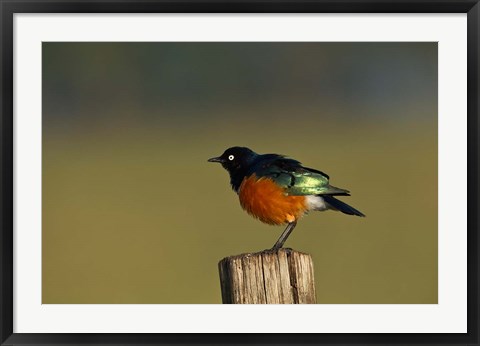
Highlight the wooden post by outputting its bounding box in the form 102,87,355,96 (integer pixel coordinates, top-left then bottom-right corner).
218,248,316,304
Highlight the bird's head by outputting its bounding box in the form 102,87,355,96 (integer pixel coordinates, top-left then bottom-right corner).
208,146,258,175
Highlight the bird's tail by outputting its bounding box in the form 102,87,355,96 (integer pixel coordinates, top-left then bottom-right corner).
322,195,365,217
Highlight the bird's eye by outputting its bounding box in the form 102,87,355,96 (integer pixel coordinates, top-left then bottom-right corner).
228,155,234,161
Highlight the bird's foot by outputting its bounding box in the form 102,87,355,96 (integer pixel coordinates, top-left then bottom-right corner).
267,245,293,252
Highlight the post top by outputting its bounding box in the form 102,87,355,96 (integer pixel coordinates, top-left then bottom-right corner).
219,248,311,263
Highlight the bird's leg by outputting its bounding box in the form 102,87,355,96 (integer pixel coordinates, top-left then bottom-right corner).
271,220,297,250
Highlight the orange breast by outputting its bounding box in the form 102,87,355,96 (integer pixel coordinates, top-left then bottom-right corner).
238,174,308,225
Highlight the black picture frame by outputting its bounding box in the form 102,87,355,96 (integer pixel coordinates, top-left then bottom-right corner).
1,1,478,345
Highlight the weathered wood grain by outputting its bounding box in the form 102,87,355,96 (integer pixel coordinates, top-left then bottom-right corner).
218,248,316,304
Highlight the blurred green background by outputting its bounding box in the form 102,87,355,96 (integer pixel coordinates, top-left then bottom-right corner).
42,42,437,304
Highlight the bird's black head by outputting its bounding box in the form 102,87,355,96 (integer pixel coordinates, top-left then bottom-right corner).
208,146,258,172
208,147,258,190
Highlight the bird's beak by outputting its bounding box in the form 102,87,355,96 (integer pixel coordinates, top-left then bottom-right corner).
208,156,225,163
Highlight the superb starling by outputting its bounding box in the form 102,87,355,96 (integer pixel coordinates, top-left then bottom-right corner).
208,147,365,249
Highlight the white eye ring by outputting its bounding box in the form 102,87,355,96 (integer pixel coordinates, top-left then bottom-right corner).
228,155,234,161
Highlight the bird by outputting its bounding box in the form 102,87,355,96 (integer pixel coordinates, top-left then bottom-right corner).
208,146,365,249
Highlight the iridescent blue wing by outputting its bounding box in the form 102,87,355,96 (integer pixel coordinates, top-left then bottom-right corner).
249,155,349,196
